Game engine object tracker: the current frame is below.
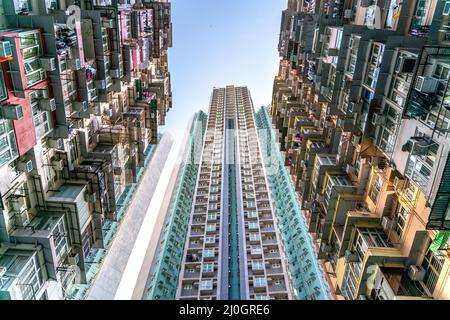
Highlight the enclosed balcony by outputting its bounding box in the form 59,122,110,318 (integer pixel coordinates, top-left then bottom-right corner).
367,267,429,300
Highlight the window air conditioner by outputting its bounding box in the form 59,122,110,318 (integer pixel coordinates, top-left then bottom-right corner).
415,76,439,93
371,113,386,126
1,104,24,120
17,160,33,173
408,265,426,281
39,98,56,112
39,57,56,72
52,159,64,171
344,250,359,263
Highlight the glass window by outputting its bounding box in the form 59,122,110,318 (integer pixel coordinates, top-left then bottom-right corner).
202,264,213,273
252,260,264,270
254,277,266,287
0,71,7,101
421,250,445,294
200,280,212,290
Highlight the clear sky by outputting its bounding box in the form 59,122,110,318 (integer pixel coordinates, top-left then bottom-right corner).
161,0,286,141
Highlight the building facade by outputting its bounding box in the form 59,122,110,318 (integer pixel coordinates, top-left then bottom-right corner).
148,86,330,300
271,0,450,300
0,0,172,300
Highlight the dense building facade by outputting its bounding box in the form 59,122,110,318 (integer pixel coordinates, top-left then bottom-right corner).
148,86,330,300
271,0,450,300
0,0,172,300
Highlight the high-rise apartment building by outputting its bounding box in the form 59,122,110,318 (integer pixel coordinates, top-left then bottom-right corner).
271,0,450,300
0,0,173,300
146,86,331,300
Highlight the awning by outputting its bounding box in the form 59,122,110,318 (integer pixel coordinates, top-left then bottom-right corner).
429,231,450,252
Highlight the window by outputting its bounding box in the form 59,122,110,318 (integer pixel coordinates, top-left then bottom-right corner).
444,1,450,15
249,233,260,241
203,249,214,258
200,279,213,290
421,250,445,294
30,88,53,139
0,71,7,101
393,205,409,238
252,260,264,270
248,222,259,230
247,201,256,208
251,247,262,255
205,236,215,244
186,268,195,273
202,264,213,273
206,224,216,232
254,277,266,287
247,211,258,218
0,120,18,167
369,175,383,203
207,214,217,221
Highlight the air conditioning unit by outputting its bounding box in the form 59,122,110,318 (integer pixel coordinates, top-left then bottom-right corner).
401,138,431,156
415,76,439,93
17,160,33,173
39,57,56,72
352,134,361,146
348,102,362,113
371,113,386,126
88,89,97,101
39,98,56,112
72,119,84,129
102,19,114,28
344,250,359,263
68,253,79,265
345,164,356,175
0,266,6,278
1,104,24,120
360,0,372,7
381,216,393,230
321,243,333,253
368,156,381,166
14,210,30,227
104,108,113,117
316,194,324,203
344,9,353,19
73,101,89,112
95,80,107,90
319,34,326,42
93,134,100,144
85,192,97,203
48,138,64,150
109,69,120,78
327,48,339,56
52,159,64,171
393,176,405,190
395,56,416,74
408,265,426,281
90,104,101,116
0,41,12,58
10,197,26,212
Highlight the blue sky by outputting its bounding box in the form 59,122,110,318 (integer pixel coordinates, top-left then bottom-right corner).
161,0,286,140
